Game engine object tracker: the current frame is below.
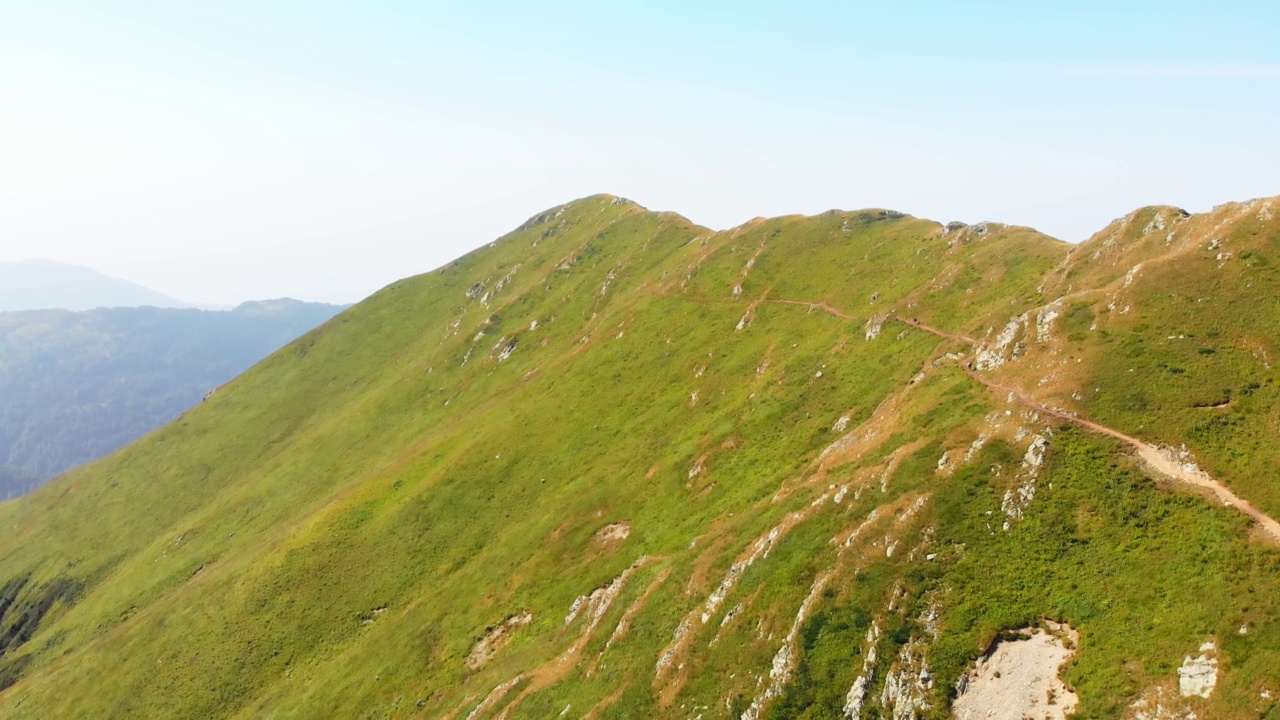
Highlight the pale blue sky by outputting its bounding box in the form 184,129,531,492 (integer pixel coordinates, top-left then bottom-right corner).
2,1,1277,304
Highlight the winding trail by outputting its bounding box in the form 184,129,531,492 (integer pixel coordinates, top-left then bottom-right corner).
773,299,856,320
958,364,1280,545
770,298,1280,546
896,315,982,346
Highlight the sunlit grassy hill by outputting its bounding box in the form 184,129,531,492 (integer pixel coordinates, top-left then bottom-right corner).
0,194,1276,719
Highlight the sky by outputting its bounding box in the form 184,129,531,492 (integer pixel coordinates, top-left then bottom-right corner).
2,1,1278,306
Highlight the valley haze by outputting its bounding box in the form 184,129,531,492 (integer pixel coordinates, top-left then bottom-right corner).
0,266,346,495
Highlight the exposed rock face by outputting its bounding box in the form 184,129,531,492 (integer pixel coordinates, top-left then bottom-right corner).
865,313,888,341
1127,686,1197,720
497,338,517,361
1001,434,1050,527
842,622,880,719
1177,641,1219,698
1023,434,1049,468
952,623,1079,720
466,612,533,670
1035,300,1063,343
963,434,989,463
564,563,641,627
739,574,832,720
880,640,932,720
975,316,1026,371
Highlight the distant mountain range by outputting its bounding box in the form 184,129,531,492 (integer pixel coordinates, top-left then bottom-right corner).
0,259,192,312
0,299,345,496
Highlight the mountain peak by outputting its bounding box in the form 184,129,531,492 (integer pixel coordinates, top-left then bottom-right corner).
0,259,191,312
516,194,648,232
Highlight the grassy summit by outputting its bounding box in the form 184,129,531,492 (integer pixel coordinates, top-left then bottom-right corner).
0,194,1276,718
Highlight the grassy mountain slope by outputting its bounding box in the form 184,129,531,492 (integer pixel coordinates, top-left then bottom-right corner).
0,195,1276,719
999,199,1280,520
0,299,345,486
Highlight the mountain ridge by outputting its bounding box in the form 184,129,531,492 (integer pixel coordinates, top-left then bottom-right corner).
0,193,1275,718
0,259,195,312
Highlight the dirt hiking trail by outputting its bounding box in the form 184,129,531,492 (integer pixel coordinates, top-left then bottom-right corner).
771,298,1280,547
960,364,1280,546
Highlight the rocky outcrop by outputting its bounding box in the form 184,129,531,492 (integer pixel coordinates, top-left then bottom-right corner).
1177,641,1219,699
879,640,932,720
466,612,533,671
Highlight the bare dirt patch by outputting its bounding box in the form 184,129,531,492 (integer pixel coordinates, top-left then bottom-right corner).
953,622,1079,720
484,557,655,719
593,521,631,545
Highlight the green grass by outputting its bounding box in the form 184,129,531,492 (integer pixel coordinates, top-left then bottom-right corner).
1062,210,1280,520
0,194,1275,718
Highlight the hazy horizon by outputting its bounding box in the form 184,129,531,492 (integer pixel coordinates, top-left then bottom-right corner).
3,1,1277,306
0,257,356,310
